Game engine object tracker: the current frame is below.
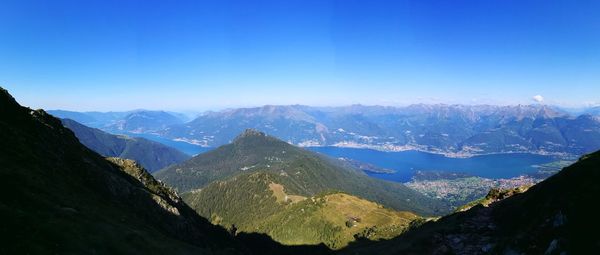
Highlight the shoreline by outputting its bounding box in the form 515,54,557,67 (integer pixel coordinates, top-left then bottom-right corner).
302,143,576,159
154,134,578,160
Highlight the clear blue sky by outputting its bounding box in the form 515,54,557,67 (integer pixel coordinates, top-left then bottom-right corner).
1,0,599,111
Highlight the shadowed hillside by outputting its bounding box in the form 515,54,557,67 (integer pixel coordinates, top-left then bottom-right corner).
0,87,242,254
340,150,600,254
61,118,190,172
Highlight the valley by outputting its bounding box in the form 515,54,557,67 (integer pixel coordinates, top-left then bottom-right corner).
3,86,600,254
310,147,570,208
406,173,552,208
52,106,584,214
4,1,599,253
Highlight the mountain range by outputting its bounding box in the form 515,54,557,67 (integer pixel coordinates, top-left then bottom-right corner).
155,129,447,214
3,86,600,254
49,109,189,133
155,129,447,248
584,106,600,116
52,104,600,157
60,118,190,172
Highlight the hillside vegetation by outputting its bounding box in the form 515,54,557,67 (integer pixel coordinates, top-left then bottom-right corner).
61,118,190,172
183,171,419,249
157,129,449,216
162,129,445,249
258,192,419,249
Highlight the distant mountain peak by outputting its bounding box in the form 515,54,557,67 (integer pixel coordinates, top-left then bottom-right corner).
534,104,564,119
212,105,317,123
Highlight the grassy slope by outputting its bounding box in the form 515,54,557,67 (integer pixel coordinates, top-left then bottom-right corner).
183,171,418,250
157,130,449,216
259,193,419,249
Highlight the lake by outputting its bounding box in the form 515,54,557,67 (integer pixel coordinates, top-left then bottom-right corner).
115,132,211,156
308,147,557,182
112,133,559,182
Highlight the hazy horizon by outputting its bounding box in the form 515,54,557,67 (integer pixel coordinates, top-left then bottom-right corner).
40,101,597,115
6,89,600,112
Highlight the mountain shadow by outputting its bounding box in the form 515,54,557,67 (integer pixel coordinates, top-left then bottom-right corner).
61,118,190,172
339,150,600,254
0,87,242,254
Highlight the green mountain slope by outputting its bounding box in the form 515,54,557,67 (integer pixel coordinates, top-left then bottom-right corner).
155,129,449,216
341,150,600,254
259,192,419,249
0,87,243,254
61,118,190,172
157,129,446,249
183,171,420,249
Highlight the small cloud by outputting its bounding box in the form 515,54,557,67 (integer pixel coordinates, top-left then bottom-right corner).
532,95,544,103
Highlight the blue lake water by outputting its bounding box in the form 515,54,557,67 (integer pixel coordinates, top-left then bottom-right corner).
308,147,557,182
115,132,211,156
